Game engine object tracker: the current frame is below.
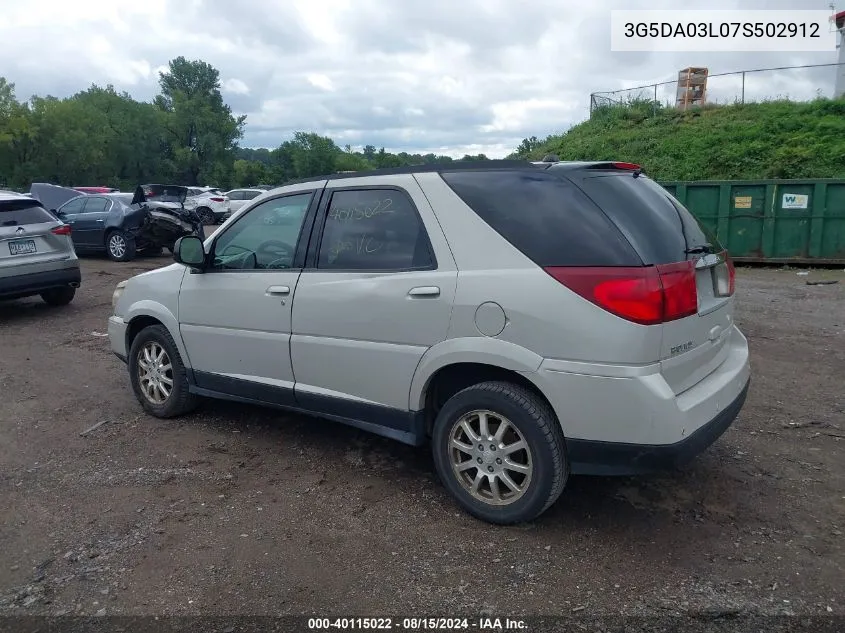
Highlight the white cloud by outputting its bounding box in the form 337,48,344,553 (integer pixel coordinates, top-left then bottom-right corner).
307,74,335,92
222,78,250,95
0,0,838,156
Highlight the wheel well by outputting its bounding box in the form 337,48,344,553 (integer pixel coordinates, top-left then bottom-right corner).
422,363,550,436
126,316,163,352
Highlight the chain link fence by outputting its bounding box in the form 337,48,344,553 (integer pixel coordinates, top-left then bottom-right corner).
589,62,845,117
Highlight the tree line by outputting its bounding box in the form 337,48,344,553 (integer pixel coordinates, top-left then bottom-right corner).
0,57,492,193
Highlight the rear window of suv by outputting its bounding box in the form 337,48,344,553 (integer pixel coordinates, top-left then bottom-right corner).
440,170,641,267
573,172,724,265
0,201,57,226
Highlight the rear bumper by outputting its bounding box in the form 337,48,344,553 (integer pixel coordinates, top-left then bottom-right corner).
0,264,81,299
526,325,751,475
566,378,749,475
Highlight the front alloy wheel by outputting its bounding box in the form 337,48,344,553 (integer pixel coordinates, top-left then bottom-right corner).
137,341,173,405
128,324,199,418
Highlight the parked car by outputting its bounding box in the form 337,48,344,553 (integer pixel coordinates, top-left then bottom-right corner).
183,188,230,224
223,188,265,215
51,185,205,261
0,190,80,305
107,160,750,525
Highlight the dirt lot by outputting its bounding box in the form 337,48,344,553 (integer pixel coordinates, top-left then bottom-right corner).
1,251,843,622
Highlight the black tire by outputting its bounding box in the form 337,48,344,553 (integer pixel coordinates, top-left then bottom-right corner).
128,324,199,418
105,230,136,262
431,381,568,525
196,207,215,225
40,286,76,306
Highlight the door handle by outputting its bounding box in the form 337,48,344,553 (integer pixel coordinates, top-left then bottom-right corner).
266,285,290,296
408,286,440,297
96,219,104,223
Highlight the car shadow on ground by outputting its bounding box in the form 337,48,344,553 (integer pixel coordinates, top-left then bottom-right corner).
176,396,751,533
0,296,79,324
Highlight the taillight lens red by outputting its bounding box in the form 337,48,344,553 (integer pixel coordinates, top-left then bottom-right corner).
51,224,72,236
612,162,642,171
656,261,699,320
545,261,698,325
210,197,225,202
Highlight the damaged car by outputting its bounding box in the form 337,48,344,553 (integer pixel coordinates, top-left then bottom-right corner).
41,184,205,262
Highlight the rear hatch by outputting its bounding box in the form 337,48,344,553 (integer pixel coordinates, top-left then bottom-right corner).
0,200,74,275
571,166,736,395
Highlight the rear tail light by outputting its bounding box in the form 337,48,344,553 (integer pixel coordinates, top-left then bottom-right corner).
713,251,735,297
544,262,698,325
51,224,72,236
209,197,225,202
611,162,641,171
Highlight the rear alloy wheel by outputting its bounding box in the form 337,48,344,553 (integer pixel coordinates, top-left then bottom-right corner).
432,381,568,525
106,230,136,262
128,324,198,418
196,207,215,225
40,286,76,306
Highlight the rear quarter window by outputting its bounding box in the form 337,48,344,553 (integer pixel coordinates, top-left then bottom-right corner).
573,173,723,265
440,170,641,267
0,201,57,226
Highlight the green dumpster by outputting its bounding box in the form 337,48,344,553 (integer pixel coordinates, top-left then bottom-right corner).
659,179,845,264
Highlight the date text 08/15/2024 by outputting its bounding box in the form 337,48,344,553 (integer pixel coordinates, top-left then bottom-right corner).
307,617,528,630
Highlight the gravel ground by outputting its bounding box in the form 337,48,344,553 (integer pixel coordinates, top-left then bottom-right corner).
1,252,843,623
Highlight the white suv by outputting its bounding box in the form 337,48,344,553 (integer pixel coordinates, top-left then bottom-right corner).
184,188,230,224
108,161,751,524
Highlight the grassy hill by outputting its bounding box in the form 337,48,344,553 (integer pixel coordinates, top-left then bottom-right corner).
518,98,845,181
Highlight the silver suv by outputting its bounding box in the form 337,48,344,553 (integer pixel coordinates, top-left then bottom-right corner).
0,191,81,305
108,161,751,524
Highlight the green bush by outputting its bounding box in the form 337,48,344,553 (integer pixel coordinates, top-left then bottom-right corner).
519,99,845,180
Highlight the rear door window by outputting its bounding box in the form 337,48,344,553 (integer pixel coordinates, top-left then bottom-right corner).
440,170,641,266
81,197,109,213
243,190,262,200
574,173,723,265
0,201,57,226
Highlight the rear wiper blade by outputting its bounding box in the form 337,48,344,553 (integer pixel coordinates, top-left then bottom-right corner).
685,244,714,255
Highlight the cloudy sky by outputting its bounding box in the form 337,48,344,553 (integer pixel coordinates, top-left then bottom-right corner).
0,0,839,157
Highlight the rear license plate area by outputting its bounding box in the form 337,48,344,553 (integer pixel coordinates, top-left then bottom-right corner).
9,239,37,255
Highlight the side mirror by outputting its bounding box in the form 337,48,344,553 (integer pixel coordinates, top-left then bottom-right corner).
173,236,206,270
